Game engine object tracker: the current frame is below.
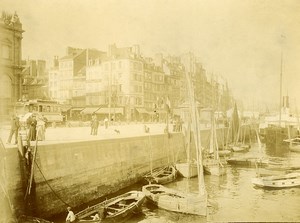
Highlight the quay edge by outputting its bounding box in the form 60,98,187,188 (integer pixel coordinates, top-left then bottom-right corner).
2,126,251,219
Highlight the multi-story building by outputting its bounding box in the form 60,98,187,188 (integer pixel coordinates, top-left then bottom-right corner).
49,44,234,122
48,47,105,104
163,55,182,109
143,57,165,121
21,59,48,99
0,11,23,120
86,44,144,121
48,56,59,101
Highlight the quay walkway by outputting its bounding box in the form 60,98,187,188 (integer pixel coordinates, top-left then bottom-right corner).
0,123,170,149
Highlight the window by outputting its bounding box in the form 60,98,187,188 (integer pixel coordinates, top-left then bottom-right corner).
2,45,11,59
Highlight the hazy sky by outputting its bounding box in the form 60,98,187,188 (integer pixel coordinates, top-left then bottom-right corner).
1,0,300,110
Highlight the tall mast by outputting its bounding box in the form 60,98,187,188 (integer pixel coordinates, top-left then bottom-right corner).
279,35,285,127
279,49,283,127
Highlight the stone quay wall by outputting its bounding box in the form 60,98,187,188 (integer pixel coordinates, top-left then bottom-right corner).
5,126,235,219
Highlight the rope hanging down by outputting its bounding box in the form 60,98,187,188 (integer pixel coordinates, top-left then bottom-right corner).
34,160,71,208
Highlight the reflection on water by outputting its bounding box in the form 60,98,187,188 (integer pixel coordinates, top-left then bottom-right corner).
53,143,300,222
265,142,290,157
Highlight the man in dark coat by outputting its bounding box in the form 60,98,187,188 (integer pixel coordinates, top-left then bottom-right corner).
27,115,37,141
7,115,20,144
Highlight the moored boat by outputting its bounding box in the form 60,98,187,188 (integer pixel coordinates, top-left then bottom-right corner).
176,121,198,178
18,215,54,223
203,159,226,176
142,184,207,216
175,161,198,178
227,157,269,168
252,172,300,188
144,165,177,185
218,149,232,157
75,191,146,222
230,143,250,152
203,108,227,176
289,144,300,152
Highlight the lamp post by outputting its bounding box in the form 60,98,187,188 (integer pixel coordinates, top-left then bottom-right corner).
108,61,112,124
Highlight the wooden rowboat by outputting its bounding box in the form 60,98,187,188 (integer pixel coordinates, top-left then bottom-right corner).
75,191,146,222
18,215,54,223
144,165,177,185
142,184,207,216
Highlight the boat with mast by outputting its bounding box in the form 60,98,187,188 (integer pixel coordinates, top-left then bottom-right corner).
263,36,297,149
228,129,269,167
175,113,198,178
203,109,226,176
142,68,207,216
229,103,250,152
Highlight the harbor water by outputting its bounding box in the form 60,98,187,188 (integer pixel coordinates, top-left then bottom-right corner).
53,143,300,223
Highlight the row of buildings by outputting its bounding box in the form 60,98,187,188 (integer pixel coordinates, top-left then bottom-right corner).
1,10,234,122
47,44,234,121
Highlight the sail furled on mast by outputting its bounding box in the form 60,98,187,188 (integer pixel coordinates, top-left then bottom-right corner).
231,103,240,142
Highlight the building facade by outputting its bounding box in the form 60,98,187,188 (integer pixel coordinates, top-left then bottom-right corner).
21,59,48,100
0,11,23,120
49,44,234,122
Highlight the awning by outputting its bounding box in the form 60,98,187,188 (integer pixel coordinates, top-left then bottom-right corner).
95,107,124,115
136,108,148,114
61,105,72,112
80,107,100,115
70,107,84,112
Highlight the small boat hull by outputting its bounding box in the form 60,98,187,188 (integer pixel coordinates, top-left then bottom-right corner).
289,144,300,152
218,150,232,157
227,157,269,168
76,191,146,223
144,166,177,184
203,159,226,176
142,184,207,216
175,162,198,178
231,146,249,152
252,172,300,188
18,215,53,223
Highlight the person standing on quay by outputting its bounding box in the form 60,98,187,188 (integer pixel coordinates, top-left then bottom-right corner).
6,114,20,144
27,115,37,141
91,113,99,135
36,115,46,141
104,116,108,129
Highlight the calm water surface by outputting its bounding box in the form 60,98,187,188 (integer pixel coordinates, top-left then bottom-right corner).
54,143,300,223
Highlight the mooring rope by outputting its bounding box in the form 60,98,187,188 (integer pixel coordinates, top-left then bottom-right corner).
34,160,72,208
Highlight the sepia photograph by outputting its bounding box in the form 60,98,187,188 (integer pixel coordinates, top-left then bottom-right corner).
1,0,300,222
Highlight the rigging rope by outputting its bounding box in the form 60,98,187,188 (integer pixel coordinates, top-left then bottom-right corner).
34,160,71,208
